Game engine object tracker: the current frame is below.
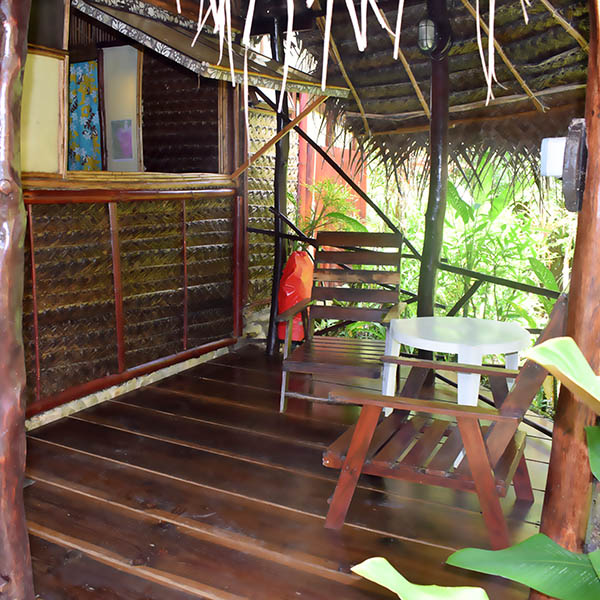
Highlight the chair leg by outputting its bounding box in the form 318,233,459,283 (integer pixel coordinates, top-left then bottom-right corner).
279,370,288,413
457,417,510,550
325,404,381,530
513,455,534,503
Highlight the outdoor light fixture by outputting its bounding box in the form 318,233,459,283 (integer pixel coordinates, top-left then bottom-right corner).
417,18,437,52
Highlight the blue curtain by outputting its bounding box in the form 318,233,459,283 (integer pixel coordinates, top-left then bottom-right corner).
68,61,102,171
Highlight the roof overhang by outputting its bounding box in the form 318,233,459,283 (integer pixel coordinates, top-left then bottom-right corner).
72,0,350,99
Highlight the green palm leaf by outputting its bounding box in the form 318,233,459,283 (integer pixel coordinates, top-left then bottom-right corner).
352,557,489,599
447,534,600,600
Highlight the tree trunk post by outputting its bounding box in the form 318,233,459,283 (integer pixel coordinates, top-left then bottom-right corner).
266,15,289,356
417,0,450,318
530,2,600,597
0,1,35,598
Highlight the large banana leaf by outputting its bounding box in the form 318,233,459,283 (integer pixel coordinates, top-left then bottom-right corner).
351,557,489,600
522,336,600,415
585,425,600,481
447,534,600,600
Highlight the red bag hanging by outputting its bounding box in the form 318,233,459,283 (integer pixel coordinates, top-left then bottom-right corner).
277,250,314,341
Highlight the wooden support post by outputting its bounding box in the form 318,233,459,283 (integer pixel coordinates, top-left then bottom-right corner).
0,1,35,598
417,0,450,319
530,6,600,596
266,15,290,356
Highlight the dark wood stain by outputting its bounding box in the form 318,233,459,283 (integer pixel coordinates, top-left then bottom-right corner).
24,344,550,599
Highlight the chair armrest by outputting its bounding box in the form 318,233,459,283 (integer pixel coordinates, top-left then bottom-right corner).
381,355,520,378
328,387,519,421
275,299,313,323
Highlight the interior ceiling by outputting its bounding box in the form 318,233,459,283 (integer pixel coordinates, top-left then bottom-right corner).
297,0,589,161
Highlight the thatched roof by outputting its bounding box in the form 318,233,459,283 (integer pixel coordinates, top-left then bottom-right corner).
298,0,588,164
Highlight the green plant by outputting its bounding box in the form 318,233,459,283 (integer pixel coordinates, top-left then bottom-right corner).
351,557,489,599
287,178,366,250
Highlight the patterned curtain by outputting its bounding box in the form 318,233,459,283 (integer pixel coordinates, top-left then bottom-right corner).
68,61,102,171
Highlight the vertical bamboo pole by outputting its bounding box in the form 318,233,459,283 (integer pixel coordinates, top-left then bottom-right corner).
0,1,35,598
417,0,450,318
530,5,600,596
266,15,289,355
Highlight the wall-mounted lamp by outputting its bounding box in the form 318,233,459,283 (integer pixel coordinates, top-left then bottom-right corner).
417,16,452,58
418,18,437,53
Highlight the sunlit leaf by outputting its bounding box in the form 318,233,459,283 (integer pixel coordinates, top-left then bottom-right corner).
352,557,489,599
590,549,600,580
447,534,600,600
523,337,600,415
447,181,472,225
528,257,559,292
325,212,368,232
585,425,600,481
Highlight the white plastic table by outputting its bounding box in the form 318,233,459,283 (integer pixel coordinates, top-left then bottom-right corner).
382,316,531,405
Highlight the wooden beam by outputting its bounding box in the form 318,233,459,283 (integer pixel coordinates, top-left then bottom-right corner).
346,83,587,122
372,104,579,136
530,1,600,580
231,95,326,180
417,0,450,319
539,0,589,52
0,0,35,598
459,0,545,112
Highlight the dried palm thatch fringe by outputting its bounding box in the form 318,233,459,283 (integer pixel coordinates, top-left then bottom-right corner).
184,0,533,155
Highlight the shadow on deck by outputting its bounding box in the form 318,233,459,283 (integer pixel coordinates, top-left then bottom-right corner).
25,343,552,599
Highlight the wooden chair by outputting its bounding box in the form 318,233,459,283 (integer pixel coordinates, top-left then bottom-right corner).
322,294,568,549
277,231,406,412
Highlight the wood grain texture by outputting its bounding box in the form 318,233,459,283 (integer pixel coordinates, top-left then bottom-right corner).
534,0,600,571
0,1,35,597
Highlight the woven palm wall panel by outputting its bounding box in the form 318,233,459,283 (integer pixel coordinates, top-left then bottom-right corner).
246,107,298,307
23,191,235,408
24,203,118,400
142,51,219,173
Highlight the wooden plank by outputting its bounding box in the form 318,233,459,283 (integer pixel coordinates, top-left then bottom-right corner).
310,305,388,323
30,536,200,600
316,250,400,267
26,481,385,600
116,387,347,447
28,419,539,550
400,419,449,468
312,287,399,304
71,402,328,475
314,269,401,285
316,232,403,248
426,426,466,476
25,440,528,599
373,416,427,465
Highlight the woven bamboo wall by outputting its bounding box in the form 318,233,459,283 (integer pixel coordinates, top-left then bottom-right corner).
23,189,235,408
142,51,219,173
246,106,298,307
24,203,118,400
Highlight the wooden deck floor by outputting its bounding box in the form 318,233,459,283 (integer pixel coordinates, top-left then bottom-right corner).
25,343,552,599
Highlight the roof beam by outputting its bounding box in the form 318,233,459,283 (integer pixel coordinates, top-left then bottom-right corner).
346,83,586,122
459,0,545,112
538,0,589,52
371,104,579,136
231,95,326,180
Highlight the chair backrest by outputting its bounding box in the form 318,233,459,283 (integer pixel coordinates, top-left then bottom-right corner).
310,231,404,328
486,293,568,465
